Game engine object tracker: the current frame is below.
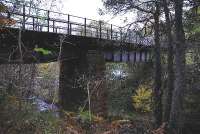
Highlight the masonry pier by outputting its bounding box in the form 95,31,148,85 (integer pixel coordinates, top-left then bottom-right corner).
59,45,108,116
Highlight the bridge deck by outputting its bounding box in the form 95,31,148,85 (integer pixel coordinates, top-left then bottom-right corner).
0,28,153,64
0,1,153,64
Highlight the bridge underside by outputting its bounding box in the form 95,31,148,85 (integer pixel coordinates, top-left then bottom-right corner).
0,28,152,64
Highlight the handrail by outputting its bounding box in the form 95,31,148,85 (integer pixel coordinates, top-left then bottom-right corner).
2,0,153,46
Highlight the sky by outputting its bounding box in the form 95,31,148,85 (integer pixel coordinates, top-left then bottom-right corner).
62,0,103,19
4,0,136,27
55,0,136,27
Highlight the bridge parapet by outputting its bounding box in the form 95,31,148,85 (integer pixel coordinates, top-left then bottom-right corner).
2,0,153,46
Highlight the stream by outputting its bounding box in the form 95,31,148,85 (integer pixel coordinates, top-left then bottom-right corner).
29,96,59,116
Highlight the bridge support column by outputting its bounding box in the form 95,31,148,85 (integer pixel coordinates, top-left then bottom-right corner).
59,47,107,116
87,50,107,117
59,45,88,111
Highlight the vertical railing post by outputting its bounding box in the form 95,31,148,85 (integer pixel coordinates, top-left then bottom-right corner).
84,18,87,36
107,29,109,39
110,24,113,40
128,32,131,43
33,17,35,30
70,23,72,35
96,29,98,37
53,20,55,33
136,35,138,43
22,5,25,29
120,27,122,42
99,21,102,39
37,18,40,31
68,15,70,35
47,10,50,32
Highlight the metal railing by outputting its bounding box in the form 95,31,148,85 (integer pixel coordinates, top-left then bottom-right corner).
2,0,153,46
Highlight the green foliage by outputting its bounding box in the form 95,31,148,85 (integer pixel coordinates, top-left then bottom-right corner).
75,110,103,131
106,63,133,117
132,85,152,113
186,48,200,65
186,52,194,65
38,63,59,76
34,48,52,55
184,91,200,113
35,62,59,103
0,87,6,105
78,110,101,121
0,89,61,134
38,63,54,78
106,63,153,118
184,53,200,114
78,111,93,122
184,7,200,40
0,3,7,12
108,86,133,116
106,62,129,80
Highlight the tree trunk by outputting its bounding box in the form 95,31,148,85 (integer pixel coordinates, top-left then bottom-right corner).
162,0,174,123
153,2,163,128
169,0,186,133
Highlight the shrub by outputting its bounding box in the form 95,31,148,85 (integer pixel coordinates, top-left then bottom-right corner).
0,89,62,134
132,85,152,113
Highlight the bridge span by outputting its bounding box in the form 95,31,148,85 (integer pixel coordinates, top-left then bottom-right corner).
0,0,153,64
0,0,154,115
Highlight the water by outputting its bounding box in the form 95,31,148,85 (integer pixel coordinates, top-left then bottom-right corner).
29,96,59,116
35,98,58,112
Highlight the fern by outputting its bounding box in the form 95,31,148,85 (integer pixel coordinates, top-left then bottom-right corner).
132,85,152,113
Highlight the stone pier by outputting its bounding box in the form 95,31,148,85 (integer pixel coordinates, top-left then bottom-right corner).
87,50,107,117
59,45,107,116
59,45,88,111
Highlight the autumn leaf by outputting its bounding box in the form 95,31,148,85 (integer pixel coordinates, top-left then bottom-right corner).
0,18,16,26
